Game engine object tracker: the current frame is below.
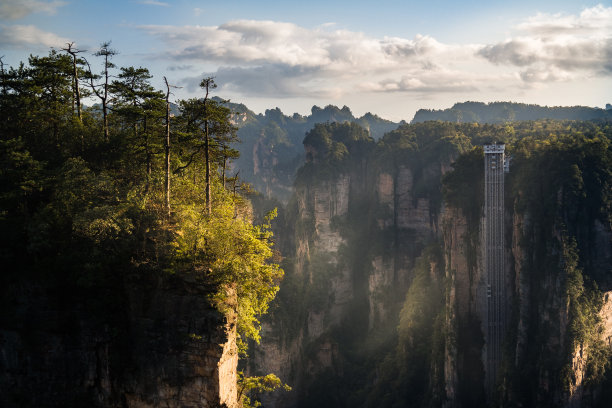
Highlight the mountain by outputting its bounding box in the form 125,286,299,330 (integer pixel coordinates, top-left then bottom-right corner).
247,119,612,408
215,98,401,201
412,101,612,123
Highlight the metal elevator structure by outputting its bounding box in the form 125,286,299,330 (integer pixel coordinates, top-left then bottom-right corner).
484,143,507,397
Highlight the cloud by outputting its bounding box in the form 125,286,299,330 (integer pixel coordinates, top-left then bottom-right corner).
167,64,194,71
137,0,170,6
139,6,611,99
0,0,66,20
517,4,612,37
478,5,612,82
364,70,480,94
0,24,69,48
140,21,458,70
140,20,475,98
184,65,343,99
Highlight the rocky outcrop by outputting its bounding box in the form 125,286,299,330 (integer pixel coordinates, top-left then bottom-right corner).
250,152,449,406
249,121,612,407
442,207,488,407
0,274,238,408
440,198,612,408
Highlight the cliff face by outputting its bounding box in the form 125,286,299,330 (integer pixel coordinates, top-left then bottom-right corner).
0,273,238,408
441,194,612,408
247,121,612,408
230,103,400,202
250,143,446,406
441,207,487,407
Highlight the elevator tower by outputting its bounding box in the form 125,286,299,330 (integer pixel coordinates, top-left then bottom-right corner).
484,143,506,396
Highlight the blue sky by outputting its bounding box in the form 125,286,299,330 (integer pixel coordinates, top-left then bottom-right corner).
1,0,611,120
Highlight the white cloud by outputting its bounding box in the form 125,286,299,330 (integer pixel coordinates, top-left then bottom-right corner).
517,4,612,37
141,21,458,70
0,0,66,20
478,5,612,82
182,64,342,99
140,20,478,98
0,24,69,48
139,5,612,100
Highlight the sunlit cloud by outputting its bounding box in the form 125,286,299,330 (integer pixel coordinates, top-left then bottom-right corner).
139,5,612,99
0,24,69,48
139,21,479,98
516,4,612,37
0,0,66,20
478,5,612,82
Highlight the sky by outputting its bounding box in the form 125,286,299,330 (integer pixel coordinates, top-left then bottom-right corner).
0,0,611,121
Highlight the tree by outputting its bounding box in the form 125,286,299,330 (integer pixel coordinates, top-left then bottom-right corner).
163,76,180,216
110,66,164,192
61,42,86,122
86,41,117,141
25,51,74,150
200,77,216,214
174,78,238,213
207,98,239,188
0,55,7,97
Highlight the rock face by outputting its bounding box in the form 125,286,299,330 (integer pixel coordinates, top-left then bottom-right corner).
247,122,612,407
230,102,400,203
0,273,238,408
441,201,612,408
249,149,445,406
252,146,611,408
441,207,488,407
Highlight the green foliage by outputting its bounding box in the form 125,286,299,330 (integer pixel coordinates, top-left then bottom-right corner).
561,237,610,390
0,48,283,384
170,192,283,346
238,371,291,408
413,101,612,123
297,121,374,183
442,146,484,227
363,245,446,408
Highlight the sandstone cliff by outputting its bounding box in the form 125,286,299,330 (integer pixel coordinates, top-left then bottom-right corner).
249,123,449,407
0,272,238,408
249,121,612,408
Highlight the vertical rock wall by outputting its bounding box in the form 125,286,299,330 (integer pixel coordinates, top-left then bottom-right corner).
0,274,238,408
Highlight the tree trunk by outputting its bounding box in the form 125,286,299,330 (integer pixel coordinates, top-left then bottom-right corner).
103,57,109,141
144,116,151,194
222,157,226,189
199,77,216,215
62,43,82,122
205,117,211,215
203,82,212,215
164,77,171,217
102,99,108,141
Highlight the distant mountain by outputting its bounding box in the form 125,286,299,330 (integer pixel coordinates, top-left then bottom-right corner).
214,98,401,201
412,101,612,123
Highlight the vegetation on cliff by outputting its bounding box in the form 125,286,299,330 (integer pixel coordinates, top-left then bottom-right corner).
257,118,611,407
229,103,400,201
413,101,612,124
0,48,284,406
505,129,612,405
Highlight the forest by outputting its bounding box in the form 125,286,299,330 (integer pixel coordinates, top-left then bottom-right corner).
1,46,612,408
0,47,286,407
251,120,612,407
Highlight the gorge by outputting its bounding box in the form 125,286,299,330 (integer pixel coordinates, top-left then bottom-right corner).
1,88,611,408
241,117,612,407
